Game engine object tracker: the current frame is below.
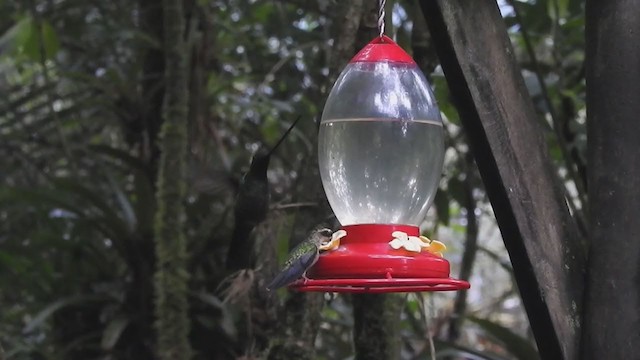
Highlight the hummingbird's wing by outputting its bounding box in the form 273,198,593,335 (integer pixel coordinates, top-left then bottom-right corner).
266,248,319,290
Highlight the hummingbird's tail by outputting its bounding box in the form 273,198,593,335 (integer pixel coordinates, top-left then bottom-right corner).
266,270,299,291
266,250,318,291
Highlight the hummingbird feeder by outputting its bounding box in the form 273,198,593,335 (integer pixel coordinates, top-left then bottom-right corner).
290,8,469,293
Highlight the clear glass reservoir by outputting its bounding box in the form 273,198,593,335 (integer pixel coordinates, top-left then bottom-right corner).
319,60,444,226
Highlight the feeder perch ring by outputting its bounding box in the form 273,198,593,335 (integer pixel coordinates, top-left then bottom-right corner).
290,276,470,294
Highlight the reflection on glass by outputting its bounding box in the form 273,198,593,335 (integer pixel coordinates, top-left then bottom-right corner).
319,61,444,226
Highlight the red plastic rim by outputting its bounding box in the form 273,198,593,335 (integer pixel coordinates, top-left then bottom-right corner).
349,35,416,64
290,277,470,294
288,224,470,293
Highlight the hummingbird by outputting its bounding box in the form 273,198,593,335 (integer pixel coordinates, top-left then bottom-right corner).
266,228,333,290
225,116,302,271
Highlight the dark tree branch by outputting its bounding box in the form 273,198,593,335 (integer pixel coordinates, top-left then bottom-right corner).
328,0,365,79
419,1,586,359
582,0,640,358
139,0,165,171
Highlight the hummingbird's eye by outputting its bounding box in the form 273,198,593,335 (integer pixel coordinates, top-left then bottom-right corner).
319,229,333,237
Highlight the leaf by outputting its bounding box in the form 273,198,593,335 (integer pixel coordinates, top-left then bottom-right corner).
252,3,274,23
38,21,59,60
434,189,450,225
467,316,540,360
15,17,37,59
261,116,281,145
0,17,27,55
192,292,237,338
0,83,54,121
193,291,224,311
118,29,162,49
434,339,510,360
24,294,109,333
13,16,59,61
101,316,130,350
89,144,156,234
447,177,466,206
0,250,31,273
88,144,150,173
106,171,137,232
49,179,132,239
547,0,569,21
478,246,514,276
0,185,130,245
0,186,84,216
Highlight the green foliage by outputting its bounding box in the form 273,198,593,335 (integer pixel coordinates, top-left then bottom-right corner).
1,16,59,61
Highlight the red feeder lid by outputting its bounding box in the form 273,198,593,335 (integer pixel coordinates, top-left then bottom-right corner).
290,224,470,293
349,35,416,64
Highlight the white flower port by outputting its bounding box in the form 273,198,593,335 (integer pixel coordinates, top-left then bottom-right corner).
388,231,446,257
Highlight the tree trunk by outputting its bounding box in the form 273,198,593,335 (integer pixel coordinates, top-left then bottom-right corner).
582,1,640,358
153,0,192,358
353,294,402,360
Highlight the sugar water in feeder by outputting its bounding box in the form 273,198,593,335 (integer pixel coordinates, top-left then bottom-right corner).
291,36,469,293
318,43,444,226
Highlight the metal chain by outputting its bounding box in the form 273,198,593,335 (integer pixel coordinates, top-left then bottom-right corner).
378,0,386,39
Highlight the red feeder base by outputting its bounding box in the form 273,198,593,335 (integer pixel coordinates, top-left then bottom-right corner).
291,224,470,293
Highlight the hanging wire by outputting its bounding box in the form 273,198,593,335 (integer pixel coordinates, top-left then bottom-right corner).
378,0,386,39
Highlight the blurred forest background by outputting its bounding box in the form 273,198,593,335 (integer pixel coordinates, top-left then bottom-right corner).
0,0,586,359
